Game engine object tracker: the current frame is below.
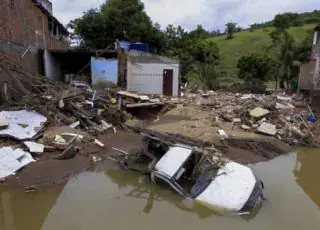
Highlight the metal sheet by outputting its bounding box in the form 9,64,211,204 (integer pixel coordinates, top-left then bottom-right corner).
24,141,44,153
0,110,47,140
0,147,35,178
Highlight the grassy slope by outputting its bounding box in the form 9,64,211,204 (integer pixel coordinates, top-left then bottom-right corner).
208,24,316,79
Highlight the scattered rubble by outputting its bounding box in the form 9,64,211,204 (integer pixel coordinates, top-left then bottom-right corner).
0,50,319,189
188,91,319,146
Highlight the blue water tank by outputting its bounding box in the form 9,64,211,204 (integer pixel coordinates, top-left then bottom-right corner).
129,43,149,52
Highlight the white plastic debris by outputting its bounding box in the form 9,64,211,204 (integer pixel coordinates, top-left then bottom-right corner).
218,129,228,138
100,120,113,130
69,121,80,128
61,133,84,140
94,139,105,147
24,141,44,153
0,147,35,178
58,100,65,108
54,135,66,143
0,110,47,140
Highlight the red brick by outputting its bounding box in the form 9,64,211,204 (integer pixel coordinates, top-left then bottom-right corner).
0,0,68,50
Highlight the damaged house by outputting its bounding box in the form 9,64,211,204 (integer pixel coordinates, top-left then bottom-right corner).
0,0,69,74
298,24,320,109
45,41,181,97
117,43,180,97
123,50,180,97
298,24,320,91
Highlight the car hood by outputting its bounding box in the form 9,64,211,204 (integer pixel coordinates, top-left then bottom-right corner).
195,161,256,212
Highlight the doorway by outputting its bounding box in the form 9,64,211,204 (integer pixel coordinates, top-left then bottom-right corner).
163,69,173,96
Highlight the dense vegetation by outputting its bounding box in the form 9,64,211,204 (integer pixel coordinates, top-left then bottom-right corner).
69,0,319,92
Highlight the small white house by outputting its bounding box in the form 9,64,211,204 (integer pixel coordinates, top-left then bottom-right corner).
126,51,180,97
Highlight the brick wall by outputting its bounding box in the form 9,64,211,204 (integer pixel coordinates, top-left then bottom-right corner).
0,0,67,50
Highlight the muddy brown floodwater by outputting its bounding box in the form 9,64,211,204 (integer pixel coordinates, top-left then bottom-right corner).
0,148,320,230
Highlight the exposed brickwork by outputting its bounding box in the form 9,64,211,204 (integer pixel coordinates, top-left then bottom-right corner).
0,0,68,50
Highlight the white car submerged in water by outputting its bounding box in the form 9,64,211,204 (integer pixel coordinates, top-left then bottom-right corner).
139,133,264,214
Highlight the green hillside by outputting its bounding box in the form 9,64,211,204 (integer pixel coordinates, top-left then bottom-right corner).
209,24,317,78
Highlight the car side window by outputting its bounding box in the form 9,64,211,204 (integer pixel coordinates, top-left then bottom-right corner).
153,175,171,189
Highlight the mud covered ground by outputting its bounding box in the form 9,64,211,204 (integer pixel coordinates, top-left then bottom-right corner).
3,132,144,188
2,104,293,188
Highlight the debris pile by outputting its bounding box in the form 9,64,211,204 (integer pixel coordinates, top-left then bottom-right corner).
0,51,131,185
195,92,319,146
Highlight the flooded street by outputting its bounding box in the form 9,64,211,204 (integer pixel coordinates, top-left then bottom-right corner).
1,148,320,230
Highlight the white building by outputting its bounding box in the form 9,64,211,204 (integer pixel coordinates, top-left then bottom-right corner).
125,51,180,97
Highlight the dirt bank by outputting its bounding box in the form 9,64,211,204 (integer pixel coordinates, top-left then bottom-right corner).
126,103,291,164
5,156,89,187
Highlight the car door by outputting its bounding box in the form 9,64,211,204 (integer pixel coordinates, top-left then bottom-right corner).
151,171,190,198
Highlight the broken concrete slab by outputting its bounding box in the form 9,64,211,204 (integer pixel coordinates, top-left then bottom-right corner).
240,94,253,100
250,108,270,118
276,102,295,110
0,110,47,140
232,118,241,123
24,141,45,154
241,124,251,131
257,122,277,136
277,96,292,101
118,91,150,101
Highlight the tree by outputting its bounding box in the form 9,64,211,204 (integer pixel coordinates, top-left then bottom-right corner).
69,9,109,49
70,0,160,51
188,25,210,39
273,13,299,30
225,22,237,39
237,54,275,93
187,63,219,90
190,40,220,65
238,54,274,81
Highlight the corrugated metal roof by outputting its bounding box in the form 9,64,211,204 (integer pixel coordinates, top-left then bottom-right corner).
0,110,47,140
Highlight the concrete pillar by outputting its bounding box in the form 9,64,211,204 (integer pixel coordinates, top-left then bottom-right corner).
313,31,318,45
314,57,320,87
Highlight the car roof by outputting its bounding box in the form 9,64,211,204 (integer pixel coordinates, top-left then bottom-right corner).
154,147,193,179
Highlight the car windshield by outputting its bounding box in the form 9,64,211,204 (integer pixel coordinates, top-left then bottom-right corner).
174,154,219,198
